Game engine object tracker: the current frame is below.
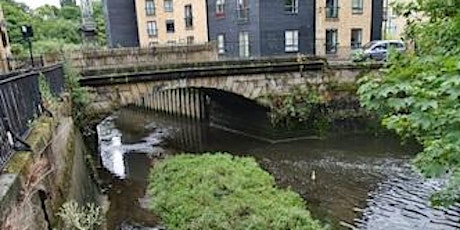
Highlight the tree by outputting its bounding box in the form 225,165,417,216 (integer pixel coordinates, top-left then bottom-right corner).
358,0,460,206
1,0,107,56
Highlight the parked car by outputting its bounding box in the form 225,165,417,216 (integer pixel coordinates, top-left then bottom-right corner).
352,40,406,62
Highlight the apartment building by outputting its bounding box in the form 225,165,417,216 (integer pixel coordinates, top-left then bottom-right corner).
383,0,412,39
104,0,208,48
135,0,208,47
315,0,383,58
207,0,316,57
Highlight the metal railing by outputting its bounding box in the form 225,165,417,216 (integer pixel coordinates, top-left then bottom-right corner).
325,6,339,18
0,56,45,74
0,64,65,171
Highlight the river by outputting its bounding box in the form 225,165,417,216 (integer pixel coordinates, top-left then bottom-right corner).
95,108,460,230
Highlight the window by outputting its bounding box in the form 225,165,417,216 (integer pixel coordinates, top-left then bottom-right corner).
326,0,339,18
326,29,338,54
351,28,362,49
187,36,194,44
352,0,363,14
285,30,299,52
389,42,404,49
147,21,157,37
237,0,249,21
217,34,225,54
239,31,249,57
284,0,298,13
216,0,225,15
185,5,193,29
166,20,175,33
164,0,173,12
372,43,387,51
145,0,155,15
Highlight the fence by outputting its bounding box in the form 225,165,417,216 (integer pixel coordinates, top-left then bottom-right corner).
0,64,65,171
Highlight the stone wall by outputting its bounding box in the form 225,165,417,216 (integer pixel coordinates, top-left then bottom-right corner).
0,101,100,229
44,43,218,71
90,62,379,109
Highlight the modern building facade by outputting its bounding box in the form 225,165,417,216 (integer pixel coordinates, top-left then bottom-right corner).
207,0,382,58
103,0,140,47
207,0,316,58
315,0,383,58
135,0,208,47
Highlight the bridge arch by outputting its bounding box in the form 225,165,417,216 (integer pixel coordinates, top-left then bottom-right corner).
132,86,270,122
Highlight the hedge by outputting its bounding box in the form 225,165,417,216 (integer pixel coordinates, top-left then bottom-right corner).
147,153,324,230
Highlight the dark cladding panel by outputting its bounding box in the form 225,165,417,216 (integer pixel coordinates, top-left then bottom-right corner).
103,0,139,47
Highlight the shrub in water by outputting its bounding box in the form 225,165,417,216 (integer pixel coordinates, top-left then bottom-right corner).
147,153,324,230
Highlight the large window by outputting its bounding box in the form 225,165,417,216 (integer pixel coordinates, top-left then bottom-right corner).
236,0,249,21
217,34,225,54
326,29,338,54
166,20,175,33
285,30,299,52
351,28,362,49
185,5,193,29
147,21,157,37
146,0,155,15
239,31,249,57
216,0,225,15
352,0,363,14
284,0,298,13
326,0,339,18
164,0,173,12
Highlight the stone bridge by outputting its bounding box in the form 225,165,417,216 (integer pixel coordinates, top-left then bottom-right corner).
80,57,382,119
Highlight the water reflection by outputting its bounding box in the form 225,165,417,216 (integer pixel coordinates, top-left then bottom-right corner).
97,108,460,230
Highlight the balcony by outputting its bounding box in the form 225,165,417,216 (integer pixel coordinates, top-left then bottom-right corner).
325,7,339,19
147,29,158,38
185,17,193,29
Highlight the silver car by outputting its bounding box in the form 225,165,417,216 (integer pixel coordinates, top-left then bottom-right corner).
352,40,406,62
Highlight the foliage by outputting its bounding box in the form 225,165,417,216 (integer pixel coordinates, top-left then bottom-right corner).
57,200,103,230
268,86,321,128
147,153,324,230
357,0,460,206
38,73,55,104
0,0,107,56
64,63,90,123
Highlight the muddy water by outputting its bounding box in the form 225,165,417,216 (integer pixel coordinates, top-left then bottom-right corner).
96,108,460,230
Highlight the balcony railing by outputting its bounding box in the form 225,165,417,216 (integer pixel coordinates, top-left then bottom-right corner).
237,8,249,22
326,43,338,54
325,7,339,19
147,29,158,37
185,17,193,29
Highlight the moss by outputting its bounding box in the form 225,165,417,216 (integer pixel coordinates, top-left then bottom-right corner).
4,152,33,174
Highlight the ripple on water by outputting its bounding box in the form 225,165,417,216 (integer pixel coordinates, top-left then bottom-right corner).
357,172,460,230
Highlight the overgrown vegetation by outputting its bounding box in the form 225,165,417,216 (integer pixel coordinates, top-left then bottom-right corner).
147,153,324,230
64,63,90,124
38,73,56,106
0,0,106,56
268,86,322,129
57,200,103,230
357,0,460,206
267,85,370,136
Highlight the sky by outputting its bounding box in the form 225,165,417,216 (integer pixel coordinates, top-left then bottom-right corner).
16,0,78,9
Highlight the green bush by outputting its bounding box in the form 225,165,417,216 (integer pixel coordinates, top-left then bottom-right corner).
147,153,324,230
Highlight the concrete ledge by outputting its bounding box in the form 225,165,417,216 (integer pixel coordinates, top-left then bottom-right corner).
0,174,20,225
